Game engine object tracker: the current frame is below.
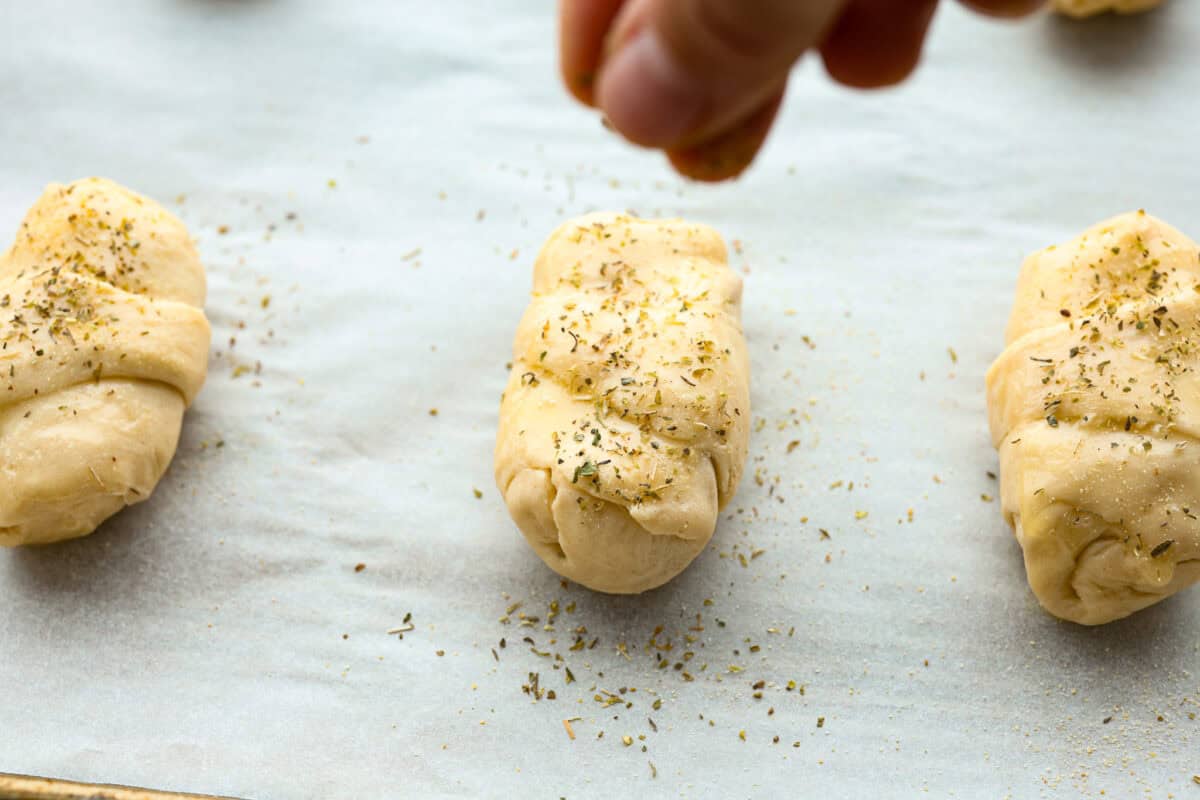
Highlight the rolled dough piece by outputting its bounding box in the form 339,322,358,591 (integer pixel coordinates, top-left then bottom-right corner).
495,213,750,593
0,178,210,546
1052,0,1163,18
987,211,1200,624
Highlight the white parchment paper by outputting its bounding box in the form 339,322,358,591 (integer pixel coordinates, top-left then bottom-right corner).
0,1,1197,797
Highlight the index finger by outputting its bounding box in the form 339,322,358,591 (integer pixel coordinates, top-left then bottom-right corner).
560,0,628,106
958,0,1045,16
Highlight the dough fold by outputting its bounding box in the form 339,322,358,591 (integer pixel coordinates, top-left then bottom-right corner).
0,178,210,546
986,211,1200,624
495,213,750,593
1052,0,1163,18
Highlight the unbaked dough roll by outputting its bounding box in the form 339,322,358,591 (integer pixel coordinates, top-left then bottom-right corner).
987,211,1200,624
495,213,750,593
0,178,210,546
1052,0,1163,18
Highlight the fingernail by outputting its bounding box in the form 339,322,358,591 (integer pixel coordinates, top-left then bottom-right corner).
596,28,707,148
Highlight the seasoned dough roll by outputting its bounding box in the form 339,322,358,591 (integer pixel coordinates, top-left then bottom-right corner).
495,213,750,593
987,211,1200,624
0,178,210,546
1052,0,1163,18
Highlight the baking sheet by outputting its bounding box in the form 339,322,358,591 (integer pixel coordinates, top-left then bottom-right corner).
1,1,1198,797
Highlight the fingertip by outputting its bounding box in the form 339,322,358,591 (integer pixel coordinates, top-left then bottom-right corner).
559,0,627,107
820,43,921,89
818,0,937,91
564,70,599,107
957,0,1046,18
667,147,753,183
595,27,710,148
666,87,785,182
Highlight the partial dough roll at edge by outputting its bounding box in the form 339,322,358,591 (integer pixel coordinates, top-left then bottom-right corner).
1052,0,1163,18
495,213,750,593
0,178,211,546
986,211,1200,625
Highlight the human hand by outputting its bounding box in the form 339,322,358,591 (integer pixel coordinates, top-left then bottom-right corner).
560,0,1044,181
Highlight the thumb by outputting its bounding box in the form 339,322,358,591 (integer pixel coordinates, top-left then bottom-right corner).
595,0,847,149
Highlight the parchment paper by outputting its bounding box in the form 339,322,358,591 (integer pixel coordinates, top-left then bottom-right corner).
1,1,1197,797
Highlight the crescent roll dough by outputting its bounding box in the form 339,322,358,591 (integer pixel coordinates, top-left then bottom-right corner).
0,178,210,546
987,211,1200,624
495,214,750,593
1052,0,1163,18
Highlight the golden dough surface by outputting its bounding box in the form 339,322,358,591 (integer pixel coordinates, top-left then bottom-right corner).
495,213,750,593
987,211,1200,624
0,178,210,546
1052,0,1163,18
